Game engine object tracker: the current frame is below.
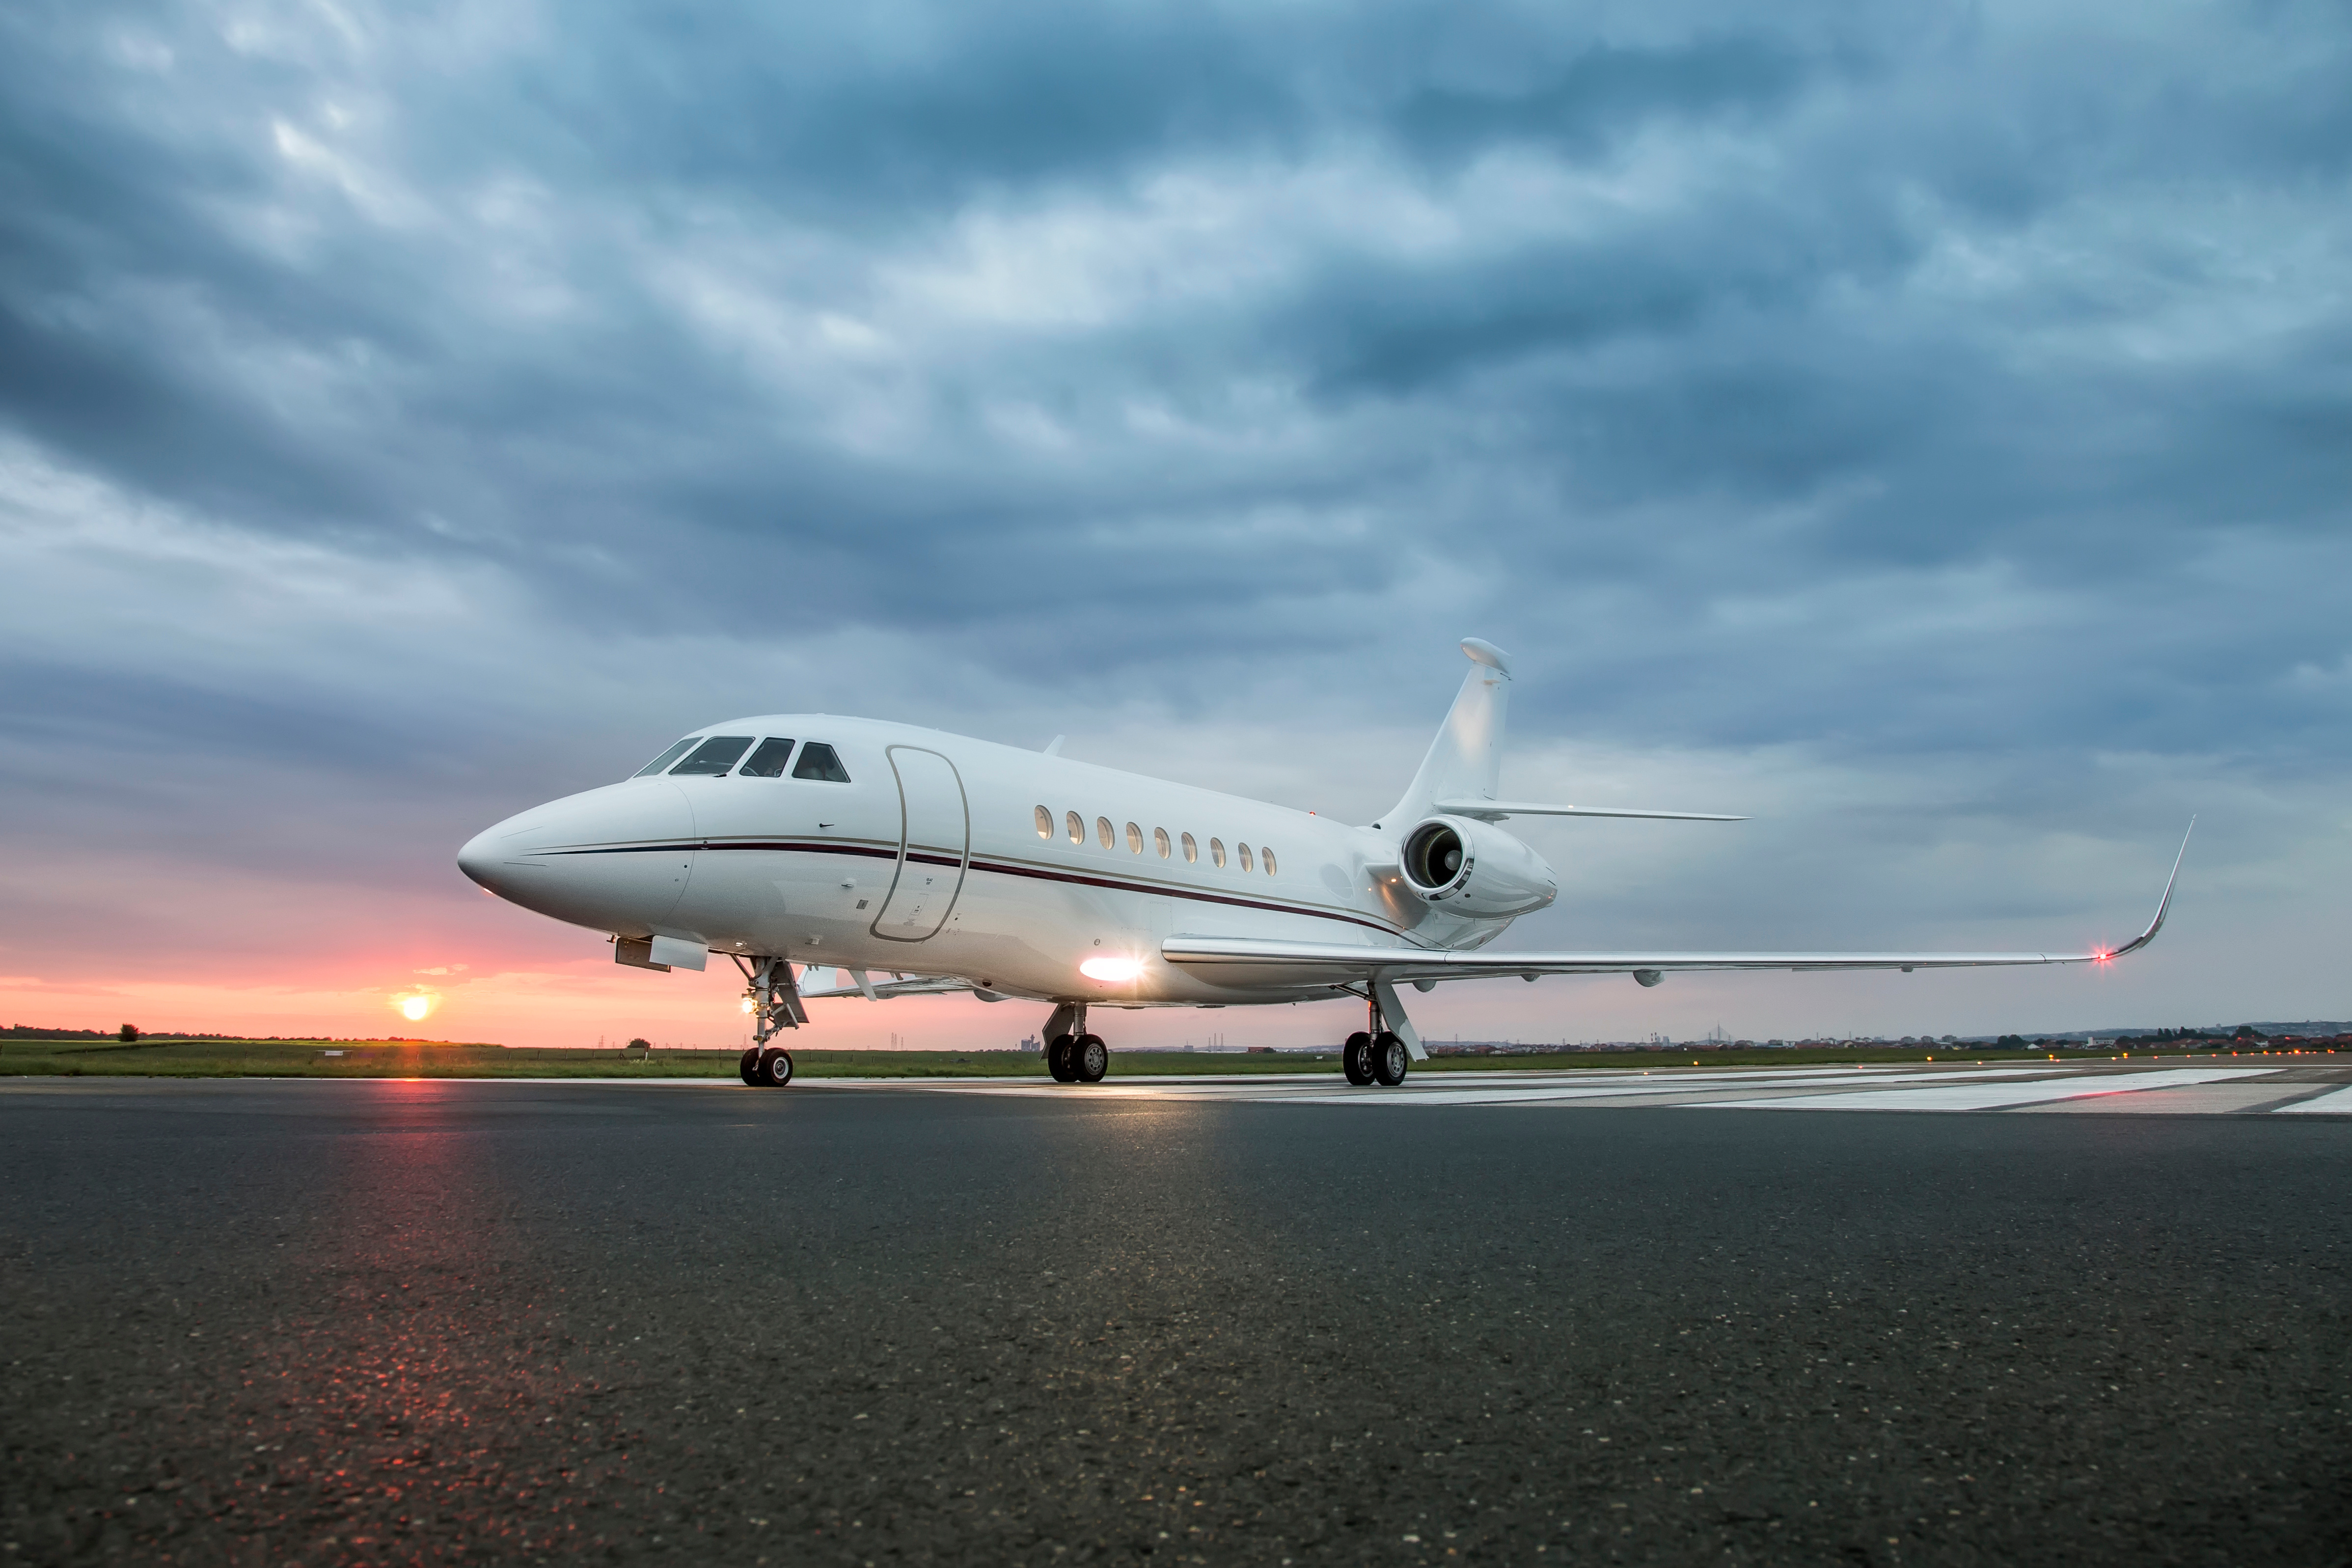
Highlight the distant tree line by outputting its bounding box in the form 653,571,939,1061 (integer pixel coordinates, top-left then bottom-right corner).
1991,1024,2318,1049
2,1025,383,1042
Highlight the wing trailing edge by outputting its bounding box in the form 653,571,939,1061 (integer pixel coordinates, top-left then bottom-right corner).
1165,821,2193,984
1432,799,1748,822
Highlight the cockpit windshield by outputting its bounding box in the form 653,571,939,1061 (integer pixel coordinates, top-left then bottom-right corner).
670,736,754,776
791,742,852,782
632,738,698,777
738,738,796,777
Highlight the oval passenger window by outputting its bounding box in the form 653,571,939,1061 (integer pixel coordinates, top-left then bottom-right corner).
1097,817,1115,849
1126,822,1143,853
1263,847,1277,876
1181,832,1198,864
1209,837,1226,868
1067,811,1084,844
1154,827,1171,858
1035,805,1053,839
1238,843,1253,872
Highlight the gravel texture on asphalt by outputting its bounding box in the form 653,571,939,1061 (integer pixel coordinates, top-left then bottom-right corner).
3,1078,2347,1566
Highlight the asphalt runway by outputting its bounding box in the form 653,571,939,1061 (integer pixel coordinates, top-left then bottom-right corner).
4,1077,2348,1567
766,1058,2352,1116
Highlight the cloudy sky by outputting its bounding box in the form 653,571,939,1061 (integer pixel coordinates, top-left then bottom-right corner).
3,0,2347,1050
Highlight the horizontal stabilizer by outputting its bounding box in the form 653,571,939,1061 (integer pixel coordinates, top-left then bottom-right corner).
1433,799,1747,822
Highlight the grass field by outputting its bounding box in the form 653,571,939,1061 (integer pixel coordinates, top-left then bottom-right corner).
0,1036,2257,1080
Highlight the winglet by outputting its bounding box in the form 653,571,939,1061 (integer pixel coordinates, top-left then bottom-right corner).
2108,818,2193,960
1460,638,1511,675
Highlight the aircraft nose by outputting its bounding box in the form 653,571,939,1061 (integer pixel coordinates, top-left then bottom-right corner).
457,825,510,895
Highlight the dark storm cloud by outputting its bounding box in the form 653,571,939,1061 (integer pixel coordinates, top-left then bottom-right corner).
2,0,2350,1023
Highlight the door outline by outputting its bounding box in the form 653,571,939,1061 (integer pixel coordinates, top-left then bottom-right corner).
869,745,971,943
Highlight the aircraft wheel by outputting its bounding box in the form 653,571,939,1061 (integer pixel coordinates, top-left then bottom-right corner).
1341,1032,1374,1086
1074,1033,1109,1083
1372,1032,1410,1087
1047,1033,1077,1082
757,1047,794,1088
738,1047,761,1086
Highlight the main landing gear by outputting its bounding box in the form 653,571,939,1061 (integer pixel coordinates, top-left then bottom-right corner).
1341,1030,1410,1086
733,955,806,1089
1041,1003,1109,1084
1340,993,1415,1088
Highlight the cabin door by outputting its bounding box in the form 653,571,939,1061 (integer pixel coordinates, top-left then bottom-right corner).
869,746,970,942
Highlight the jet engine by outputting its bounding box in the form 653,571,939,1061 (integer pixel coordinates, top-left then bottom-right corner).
1397,815,1558,918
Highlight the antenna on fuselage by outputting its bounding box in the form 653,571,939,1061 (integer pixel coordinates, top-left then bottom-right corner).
1043,735,1066,756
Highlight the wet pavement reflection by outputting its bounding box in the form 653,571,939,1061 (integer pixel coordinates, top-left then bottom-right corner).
4,1078,2349,1566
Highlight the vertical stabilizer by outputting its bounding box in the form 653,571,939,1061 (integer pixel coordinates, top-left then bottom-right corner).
1380,639,1511,828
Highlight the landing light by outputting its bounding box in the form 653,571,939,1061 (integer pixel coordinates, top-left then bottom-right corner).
740,995,758,1014
1080,955,1144,984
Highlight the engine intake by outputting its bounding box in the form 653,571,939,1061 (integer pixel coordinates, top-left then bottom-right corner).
1398,815,1558,918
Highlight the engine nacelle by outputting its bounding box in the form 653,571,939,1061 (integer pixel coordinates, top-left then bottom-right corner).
1398,815,1558,919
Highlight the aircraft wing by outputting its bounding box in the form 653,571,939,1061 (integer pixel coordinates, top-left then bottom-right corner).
1166,824,2189,985
796,967,988,1001
1433,798,1747,822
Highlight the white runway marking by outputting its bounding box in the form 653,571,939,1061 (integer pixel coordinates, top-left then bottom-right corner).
2273,1084,2352,1115
2018,1080,2327,1116
1698,1067,2268,1113
777,1060,2323,1116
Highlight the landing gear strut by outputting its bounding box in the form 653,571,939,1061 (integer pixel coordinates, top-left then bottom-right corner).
1042,1003,1108,1085
732,955,807,1089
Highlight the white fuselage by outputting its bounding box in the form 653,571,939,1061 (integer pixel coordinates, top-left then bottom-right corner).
457,714,1540,1006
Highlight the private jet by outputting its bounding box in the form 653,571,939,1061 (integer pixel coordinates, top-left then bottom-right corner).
457,639,2185,1088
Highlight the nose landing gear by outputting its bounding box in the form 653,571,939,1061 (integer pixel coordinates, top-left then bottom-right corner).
733,955,807,1088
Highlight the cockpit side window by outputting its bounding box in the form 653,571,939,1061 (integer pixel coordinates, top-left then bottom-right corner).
670,736,754,776
632,738,699,778
738,738,797,777
791,742,852,782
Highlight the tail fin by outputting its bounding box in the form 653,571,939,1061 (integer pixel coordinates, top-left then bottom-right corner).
1380,638,1511,829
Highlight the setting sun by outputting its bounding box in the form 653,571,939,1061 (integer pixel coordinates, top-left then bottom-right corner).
393,992,436,1022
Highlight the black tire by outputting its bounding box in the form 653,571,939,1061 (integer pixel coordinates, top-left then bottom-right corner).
1372,1031,1410,1086
1074,1033,1109,1083
1341,1032,1374,1086
738,1047,761,1086
757,1047,794,1088
1047,1033,1077,1082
